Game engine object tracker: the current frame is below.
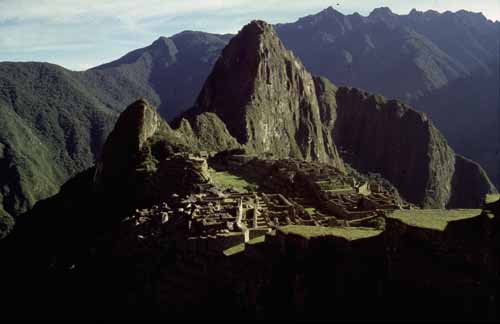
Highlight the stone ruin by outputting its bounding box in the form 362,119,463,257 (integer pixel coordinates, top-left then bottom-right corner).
125,153,500,321
210,154,410,225
132,153,413,256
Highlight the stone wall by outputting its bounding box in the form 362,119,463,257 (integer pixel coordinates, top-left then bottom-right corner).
152,208,500,321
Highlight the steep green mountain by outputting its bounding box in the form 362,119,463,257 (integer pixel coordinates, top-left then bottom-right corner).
413,63,500,185
331,84,496,208
274,7,500,186
0,29,231,218
90,31,232,120
94,98,237,206
0,7,497,220
0,63,113,218
274,7,498,102
90,7,498,185
180,20,495,208
0,25,498,319
0,31,232,219
0,61,156,220
0,204,14,239
178,20,344,169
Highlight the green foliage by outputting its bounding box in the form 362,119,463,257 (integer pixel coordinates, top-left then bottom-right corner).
304,207,316,216
209,169,258,193
0,205,14,239
91,31,231,121
486,194,500,204
364,216,386,230
0,62,128,216
278,225,383,241
388,209,482,231
223,243,246,256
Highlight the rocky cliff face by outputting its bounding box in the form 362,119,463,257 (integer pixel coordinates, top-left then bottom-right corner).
184,20,344,170
448,155,497,208
176,113,241,153
331,86,495,208
94,98,162,188
93,99,237,205
177,20,494,208
274,8,499,188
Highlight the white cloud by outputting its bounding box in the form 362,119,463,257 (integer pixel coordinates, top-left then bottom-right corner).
0,0,498,70
1,0,498,24
0,0,251,23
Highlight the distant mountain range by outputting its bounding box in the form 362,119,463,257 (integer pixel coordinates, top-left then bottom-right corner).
275,7,500,185
276,7,499,100
0,20,496,319
0,7,498,228
89,6,500,187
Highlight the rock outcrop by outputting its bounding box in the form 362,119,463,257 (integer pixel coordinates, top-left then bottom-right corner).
331,86,495,208
175,20,495,208
94,98,162,187
447,155,498,208
93,99,237,206
182,20,345,171
176,112,241,153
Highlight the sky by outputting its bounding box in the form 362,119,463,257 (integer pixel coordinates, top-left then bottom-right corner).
0,0,498,71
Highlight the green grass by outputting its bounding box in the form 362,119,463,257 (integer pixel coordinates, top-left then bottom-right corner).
0,206,14,239
486,194,500,204
223,242,246,256
278,225,382,241
388,209,482,231
224,235,267,255
304,207,316,216
248,235,266,245
209,169,258,193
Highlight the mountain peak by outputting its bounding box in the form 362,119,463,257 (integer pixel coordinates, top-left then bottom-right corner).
150,36,178,56
239,20,275,38
370,7,394,17
94,98,161,187
186,19,344,166
321,6,344,16
306,6,345,23
456,9,488,22
370,7,394,16
152,36,169,44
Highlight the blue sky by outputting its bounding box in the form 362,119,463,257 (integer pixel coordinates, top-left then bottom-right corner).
0,0,498,71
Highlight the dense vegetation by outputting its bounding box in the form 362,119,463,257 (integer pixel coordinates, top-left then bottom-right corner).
0,62,151,217
90,31,232,120
414,62,500,185
0,7,497,219
274,8,499,186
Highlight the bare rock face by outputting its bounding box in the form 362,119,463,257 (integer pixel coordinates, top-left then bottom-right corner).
94,98,161,187
92,98,227,206
332,86,495,208
313,76,344,165
94,97,238,192
447,155,497,208
186,20,345,170
176,19,494,208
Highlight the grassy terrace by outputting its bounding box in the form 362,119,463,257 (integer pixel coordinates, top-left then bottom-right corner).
248,235,266,245
486,194,500,204
223,243,246,256
304,207,316,216
388,209,482,231
209,169,258,193
223,235,267,256
278,225,382,241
